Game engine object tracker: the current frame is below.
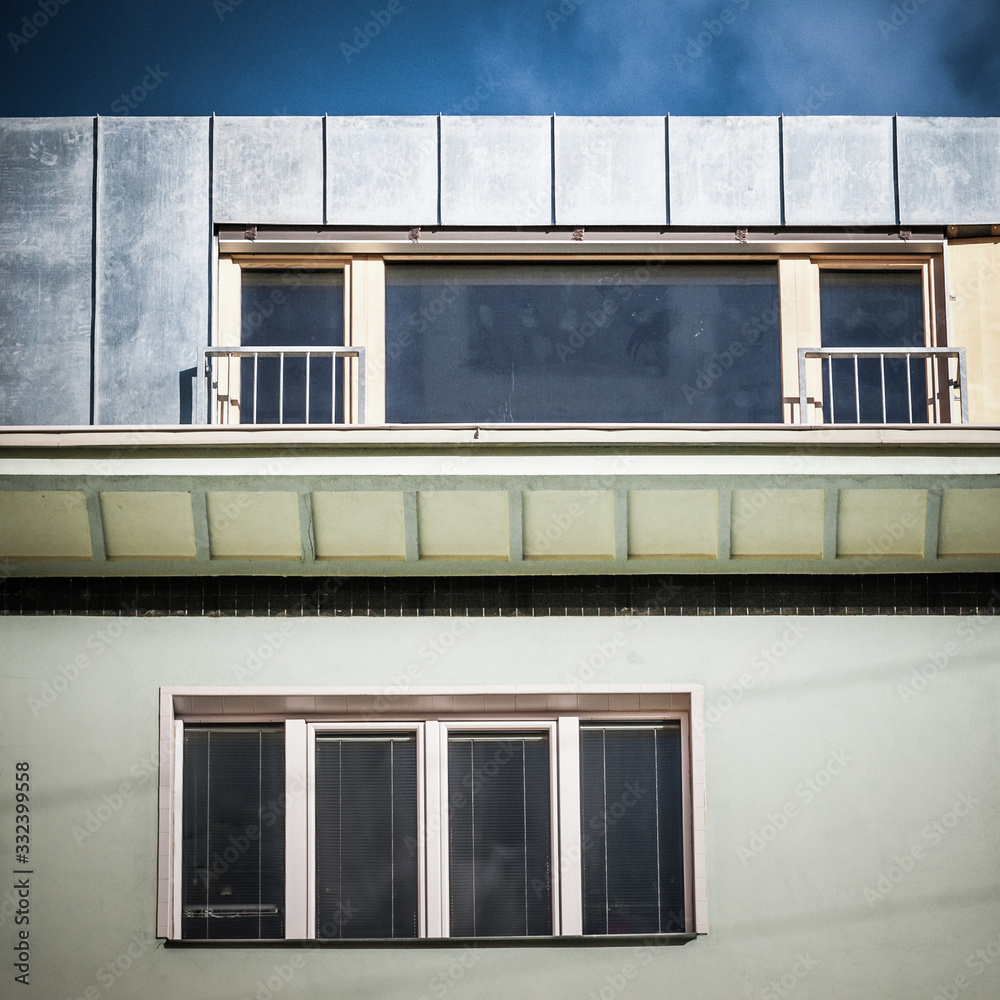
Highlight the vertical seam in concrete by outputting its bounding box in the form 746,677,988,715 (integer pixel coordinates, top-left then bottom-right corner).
322,114,328,226
550,114,556,227
86,490,107,563
191,491,211,562
717,487,732,561
436,114,442,226
298,491,316,563
404,490,419,561
613,488,629,562
90,115,100,426
508,489,523,563
205,114,215,424
924,486,942,561
777,114,786,227
823,487,839,561
664,113,671,227
892,114,901,226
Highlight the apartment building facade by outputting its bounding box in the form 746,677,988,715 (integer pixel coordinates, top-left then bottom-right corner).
2,114,1000,999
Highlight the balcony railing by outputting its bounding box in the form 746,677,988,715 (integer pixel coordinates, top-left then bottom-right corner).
206,347,366,425
797,347,968,425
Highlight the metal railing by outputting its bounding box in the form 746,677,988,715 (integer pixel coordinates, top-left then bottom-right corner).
206,346,366,425
797,347,968,425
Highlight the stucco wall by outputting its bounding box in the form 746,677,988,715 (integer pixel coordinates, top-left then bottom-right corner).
2,613,998,999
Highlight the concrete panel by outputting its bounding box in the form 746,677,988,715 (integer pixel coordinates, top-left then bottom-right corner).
0,118,93,425
96,118,209,425
327,116,437,225
214,117,323,224
417,490,509,559
628,489,718,559
730,489,825,558
0,490,91,559
312,490,406,560
668,117,780,226
898,117,1000,225
554,117,665,225
522,490,615,560
441,117,551,226
206,491,301,559
782,117,896,226
938,488,1000,557
99,491,196,561
837,489,926,558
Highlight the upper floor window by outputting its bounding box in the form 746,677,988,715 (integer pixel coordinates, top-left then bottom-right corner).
384,262,782,423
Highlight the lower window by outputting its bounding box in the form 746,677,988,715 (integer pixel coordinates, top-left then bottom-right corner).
169,692,700,940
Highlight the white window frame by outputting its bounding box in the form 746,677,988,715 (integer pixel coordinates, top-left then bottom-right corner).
159,686,706,941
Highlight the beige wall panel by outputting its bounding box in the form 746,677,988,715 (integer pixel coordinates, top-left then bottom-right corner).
312,491,405,559
418,491,509,560
350,257,386,424
206,492,301,560
100,492,197,561
778,257,821,423
730,489,824,558
0,490,92,560
628,490,719,559
947,239,1000,423
522,490,615,560
837,489,927,559
938,488,1000,557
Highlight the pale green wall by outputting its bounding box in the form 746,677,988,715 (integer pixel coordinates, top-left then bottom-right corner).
2,614,999,1000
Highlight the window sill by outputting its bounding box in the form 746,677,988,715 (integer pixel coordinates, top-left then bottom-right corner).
163,933,700,949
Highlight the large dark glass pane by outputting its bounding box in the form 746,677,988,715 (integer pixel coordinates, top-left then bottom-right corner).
580,724,685,935
820,270,926,423
240,270,344,423
386,263,781,423
448,733,552,936
315,733,418,939
182,727,285,939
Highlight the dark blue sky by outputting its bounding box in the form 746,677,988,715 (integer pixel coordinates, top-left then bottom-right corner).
1,0,997,118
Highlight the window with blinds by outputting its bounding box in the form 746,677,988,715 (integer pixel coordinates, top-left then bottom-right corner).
181,726,286,940
171,702,697,941
447,732,552,937
580,723,686,935
314,732,418,939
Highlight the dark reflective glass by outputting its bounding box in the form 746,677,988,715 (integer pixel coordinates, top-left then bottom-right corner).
240,270,344,423
819,270,927,423
315,734,418,939
448,733,551,936
182,727,285,940
386,263,781,423
580,724,685,935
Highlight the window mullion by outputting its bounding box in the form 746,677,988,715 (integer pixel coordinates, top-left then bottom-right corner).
423,720,445,937
285,720,309,939
556,716,582,935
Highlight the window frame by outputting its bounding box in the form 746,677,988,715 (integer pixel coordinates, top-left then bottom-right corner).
159,686,704,942
216,243,948,428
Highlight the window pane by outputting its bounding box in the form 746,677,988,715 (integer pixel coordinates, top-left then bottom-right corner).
386,263,781,423
580,724,685,935
240,270,344,424
448,733,552,936
314,733,418,939
820,270,926,423
182,727,285,940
